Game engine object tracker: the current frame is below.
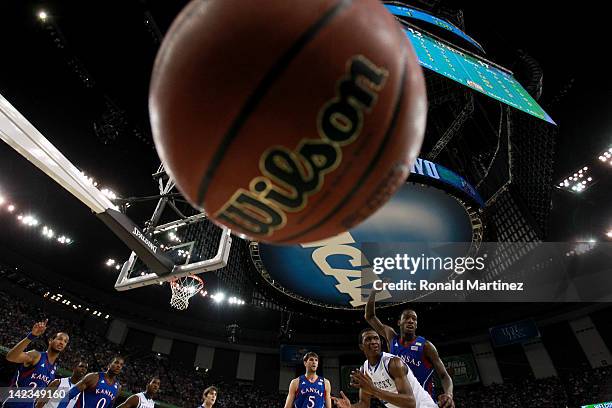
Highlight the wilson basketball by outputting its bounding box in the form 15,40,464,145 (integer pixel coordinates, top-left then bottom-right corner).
149,0,427,244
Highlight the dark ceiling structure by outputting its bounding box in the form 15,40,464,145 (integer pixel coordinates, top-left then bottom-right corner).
0,0,610,339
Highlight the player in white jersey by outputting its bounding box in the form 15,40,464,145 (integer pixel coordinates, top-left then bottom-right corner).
35,361,88,408
332,329,437,408
116,377,161,408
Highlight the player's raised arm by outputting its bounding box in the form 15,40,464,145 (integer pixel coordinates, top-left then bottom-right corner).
6,320,48,365
364,289,396,346
424,341,454,408
283,378,298,408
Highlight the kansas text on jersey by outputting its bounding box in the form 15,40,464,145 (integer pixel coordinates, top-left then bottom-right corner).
74,373,118,408
294,375,326,408
2,352,57,408
390,335,435,398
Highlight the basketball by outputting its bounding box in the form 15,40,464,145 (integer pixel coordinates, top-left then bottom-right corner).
149,0,427,244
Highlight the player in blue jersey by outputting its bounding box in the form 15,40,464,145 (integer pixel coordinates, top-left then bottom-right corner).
365,290,454,408
283,352,331,408
197,386,217,408
64,357,124,408
2,319,69,408
35,361,89,408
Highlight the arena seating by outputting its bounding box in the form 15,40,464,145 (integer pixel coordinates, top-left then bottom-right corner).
1,286,610,407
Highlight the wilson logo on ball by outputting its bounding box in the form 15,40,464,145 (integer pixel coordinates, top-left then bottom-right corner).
215,55,388,237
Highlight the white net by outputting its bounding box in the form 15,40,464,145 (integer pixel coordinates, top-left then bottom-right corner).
169,275,204,310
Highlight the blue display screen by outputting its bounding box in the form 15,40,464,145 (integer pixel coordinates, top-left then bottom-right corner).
404,26,556,124
410,158,484,207
385,4,485,53
256,182,476,309
489,320,540,347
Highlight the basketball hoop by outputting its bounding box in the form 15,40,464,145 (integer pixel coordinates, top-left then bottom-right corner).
169,275,204,310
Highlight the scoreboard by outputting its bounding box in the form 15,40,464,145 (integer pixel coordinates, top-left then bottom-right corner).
384,3,485,53
403,26,556,124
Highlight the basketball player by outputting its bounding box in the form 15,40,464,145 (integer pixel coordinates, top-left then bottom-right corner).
63,356,123,408
35,361,88,408
283,352,332,408
115,377,160,408
365,290,454,407
198,386,217,408
332,329,437,408
2,320,69,408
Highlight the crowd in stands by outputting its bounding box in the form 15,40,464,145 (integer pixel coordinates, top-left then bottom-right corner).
0,288,284,407
0,285,610,407
452,370,611,407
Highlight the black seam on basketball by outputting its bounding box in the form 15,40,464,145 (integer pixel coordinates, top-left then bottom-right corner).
276,49,409,243
196,0,355,206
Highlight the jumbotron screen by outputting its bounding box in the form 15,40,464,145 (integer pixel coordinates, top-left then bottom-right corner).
384,3,485,53
403,26,556,125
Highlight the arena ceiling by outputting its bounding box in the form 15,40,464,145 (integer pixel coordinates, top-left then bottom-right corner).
0,0,610,332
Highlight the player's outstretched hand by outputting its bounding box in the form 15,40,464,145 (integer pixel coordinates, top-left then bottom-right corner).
331,391,351,408
31,319,48,337
350,370,376,395
438,393,455,408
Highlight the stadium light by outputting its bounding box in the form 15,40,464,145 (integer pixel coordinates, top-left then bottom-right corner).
21,215,39,226
228,296,245,305
37,10,48,21
7,204,15,212
101,188,118,200
212,292,225,303
115,264,121,270
57,235,72,244
606,230,612,238
42,226,55,238
557,165,595,194
0,195,4,205
106,259,116,266
167,231,181,243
